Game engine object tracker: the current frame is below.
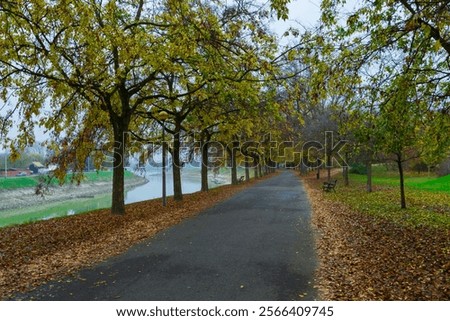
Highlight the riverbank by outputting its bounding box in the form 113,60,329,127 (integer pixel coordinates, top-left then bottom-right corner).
0,167,236,228
0,174,147,212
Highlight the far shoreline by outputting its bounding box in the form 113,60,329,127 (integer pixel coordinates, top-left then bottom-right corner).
0,174,148,213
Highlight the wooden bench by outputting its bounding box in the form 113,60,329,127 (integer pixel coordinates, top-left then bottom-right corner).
322,179,337,192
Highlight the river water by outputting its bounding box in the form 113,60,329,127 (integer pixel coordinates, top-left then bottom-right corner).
125,167,230,204
0,167,232,227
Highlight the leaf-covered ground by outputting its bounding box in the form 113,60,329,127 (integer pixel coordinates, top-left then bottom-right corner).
302,173,449,300
0,179,265,300
2,170,448,301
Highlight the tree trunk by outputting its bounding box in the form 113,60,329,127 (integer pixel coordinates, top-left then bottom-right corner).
172,128,183,201
264,159,269,175
366,160,372,192
111,119,128,215
343,166,349,186
253,156,259,179
201,134,209,192
343,152,349,186
397,154,407,209
326,137,332,181
230,142,239,185
245,157,250,182
301,157,307,175
316,158,320,179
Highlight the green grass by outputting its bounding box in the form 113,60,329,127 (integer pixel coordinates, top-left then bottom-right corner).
0,170,134,190
0,194,112,228
349,166,449,193
328,168,450,229
407,175,450,192
0,170,137,228
83,170,134,181
0,176,40,189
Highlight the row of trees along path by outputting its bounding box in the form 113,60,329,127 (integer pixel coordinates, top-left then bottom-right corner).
1,0,448,213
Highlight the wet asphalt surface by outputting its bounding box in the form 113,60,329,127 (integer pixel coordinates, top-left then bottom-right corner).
12,170,317,301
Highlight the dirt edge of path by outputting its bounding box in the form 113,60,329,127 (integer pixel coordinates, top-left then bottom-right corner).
301,172,449,300
0,173,277,300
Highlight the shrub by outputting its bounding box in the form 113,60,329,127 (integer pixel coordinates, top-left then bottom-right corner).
349,163,367,175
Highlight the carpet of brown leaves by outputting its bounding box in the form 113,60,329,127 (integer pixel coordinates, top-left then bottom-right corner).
0,179,266,300
302,173,449,300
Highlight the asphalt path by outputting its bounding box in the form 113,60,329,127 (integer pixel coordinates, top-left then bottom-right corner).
14,170,317,301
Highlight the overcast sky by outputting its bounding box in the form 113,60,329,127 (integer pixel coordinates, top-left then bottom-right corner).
0,0,323,153
271,0,321,31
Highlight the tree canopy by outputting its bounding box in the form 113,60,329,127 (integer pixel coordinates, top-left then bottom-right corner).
1,0,449,214
0,0,290,214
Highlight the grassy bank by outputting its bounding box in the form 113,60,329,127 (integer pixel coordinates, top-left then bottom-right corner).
0,194,112,228
348,165,450,192
0,170,135,190
327,168,450,230
0,171,139,228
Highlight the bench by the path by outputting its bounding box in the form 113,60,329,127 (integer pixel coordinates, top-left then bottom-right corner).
322,179,337,192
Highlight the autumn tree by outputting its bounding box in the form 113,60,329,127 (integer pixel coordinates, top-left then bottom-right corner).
0,0,295,215
309,0,450,207
1,0,287,213
317,0,449,119
130,0,279,198
1,1,194,214
376,72,449,208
